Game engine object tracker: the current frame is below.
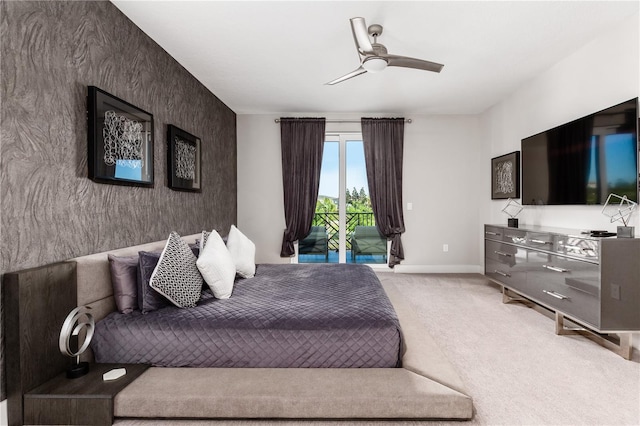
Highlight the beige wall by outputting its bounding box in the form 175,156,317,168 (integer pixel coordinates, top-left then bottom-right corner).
237,114,482,271
479,12,639,231
237,13,638,274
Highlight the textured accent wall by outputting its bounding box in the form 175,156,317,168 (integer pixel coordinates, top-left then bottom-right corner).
0,1,237,399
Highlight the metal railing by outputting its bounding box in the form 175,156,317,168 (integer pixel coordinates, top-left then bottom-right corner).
311,212,376,250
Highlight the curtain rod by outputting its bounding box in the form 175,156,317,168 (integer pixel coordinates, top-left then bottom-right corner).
274,118,412,124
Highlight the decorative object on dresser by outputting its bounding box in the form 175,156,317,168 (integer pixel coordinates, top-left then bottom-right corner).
484,224,639,359
87,86,154,187
59,306,95,378
167,124,201,191
501,198,523,228
602,193,637,238
491,151,520,200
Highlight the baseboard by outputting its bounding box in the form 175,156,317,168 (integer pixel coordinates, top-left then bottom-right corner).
1,399,7,425
393,265,484,274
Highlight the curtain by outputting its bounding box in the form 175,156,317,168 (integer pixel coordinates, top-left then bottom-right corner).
361,118,405,267
280,118,326,257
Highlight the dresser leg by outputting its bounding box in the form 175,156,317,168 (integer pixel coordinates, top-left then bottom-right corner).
555,312,633,360
619,334,632,360
502,287,533,306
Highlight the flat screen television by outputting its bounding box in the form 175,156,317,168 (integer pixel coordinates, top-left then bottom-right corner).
521,98,638,205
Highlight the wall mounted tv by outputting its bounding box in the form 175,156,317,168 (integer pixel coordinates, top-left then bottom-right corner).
521,98,638,205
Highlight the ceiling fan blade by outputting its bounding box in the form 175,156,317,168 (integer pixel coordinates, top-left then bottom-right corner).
325,67,367,85
350,17,374,55
385,54,444,73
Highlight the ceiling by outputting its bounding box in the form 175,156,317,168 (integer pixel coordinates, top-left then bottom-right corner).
111,1,638,115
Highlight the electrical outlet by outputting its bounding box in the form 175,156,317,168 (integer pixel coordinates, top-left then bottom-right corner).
610,284,621,300
443,244,449,252
407,202,413,211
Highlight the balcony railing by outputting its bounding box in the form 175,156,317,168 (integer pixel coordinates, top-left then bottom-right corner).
311,212,376,250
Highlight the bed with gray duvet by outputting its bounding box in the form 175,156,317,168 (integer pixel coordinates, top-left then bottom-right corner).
91,263,402,368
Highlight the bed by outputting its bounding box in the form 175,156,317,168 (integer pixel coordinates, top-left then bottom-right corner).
92,263,402,368
5,233,474,424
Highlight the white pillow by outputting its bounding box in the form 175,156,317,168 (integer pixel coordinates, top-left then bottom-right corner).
226,225,256,278
196,230,236,299
149,232,203,308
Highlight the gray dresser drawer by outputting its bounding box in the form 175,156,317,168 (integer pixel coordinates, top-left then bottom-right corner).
524,231,558,252
526,252,600,327
485,226,526,244
485,240,527,290
484,226,504,241
557,236,600,262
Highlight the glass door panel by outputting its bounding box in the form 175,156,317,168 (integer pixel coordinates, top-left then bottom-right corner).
346,140,386,264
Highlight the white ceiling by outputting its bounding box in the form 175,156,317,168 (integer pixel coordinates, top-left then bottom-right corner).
111,1,638,115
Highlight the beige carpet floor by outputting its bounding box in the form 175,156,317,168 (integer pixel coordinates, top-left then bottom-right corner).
115,273,640,426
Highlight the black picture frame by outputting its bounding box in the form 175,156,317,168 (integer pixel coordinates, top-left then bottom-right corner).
167,125,201,192
87,86,154,187
491,151,520,199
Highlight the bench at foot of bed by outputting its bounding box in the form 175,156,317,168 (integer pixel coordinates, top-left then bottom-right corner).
115,367,472,419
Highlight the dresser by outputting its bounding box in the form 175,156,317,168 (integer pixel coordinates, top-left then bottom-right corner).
484,224,640,359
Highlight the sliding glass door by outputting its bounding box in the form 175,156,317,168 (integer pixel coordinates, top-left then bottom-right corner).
298,133,387,264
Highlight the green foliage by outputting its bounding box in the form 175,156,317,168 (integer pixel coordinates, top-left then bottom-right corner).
315,196,337,213
315,188,374,250
316,187,372,214
347,186,372,213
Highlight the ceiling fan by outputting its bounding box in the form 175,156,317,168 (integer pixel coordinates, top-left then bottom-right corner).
326,17,444,85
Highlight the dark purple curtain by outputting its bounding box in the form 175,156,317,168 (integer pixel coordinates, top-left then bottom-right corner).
280,118,326,257
361,118,405,267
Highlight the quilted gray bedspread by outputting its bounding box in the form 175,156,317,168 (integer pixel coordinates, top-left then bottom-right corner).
92,264,402,368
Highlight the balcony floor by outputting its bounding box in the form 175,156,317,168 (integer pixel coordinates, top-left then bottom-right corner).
298,250,387,264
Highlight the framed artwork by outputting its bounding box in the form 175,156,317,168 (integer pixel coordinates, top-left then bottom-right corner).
87,86,154,187
491,151,520,199
167,124,201,192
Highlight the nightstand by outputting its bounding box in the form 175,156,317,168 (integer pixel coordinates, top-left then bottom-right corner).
23,363,149,425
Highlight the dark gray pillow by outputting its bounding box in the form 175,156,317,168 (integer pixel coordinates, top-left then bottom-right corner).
137,251,171,314
200,231,211,253
107,254,138,314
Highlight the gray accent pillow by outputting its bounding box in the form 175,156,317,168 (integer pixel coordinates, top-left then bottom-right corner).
138,251,171,314
149,232,203,308
107,254,138,314
200,230,211,252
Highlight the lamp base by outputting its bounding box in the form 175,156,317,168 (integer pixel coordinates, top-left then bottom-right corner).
617,226,635,238
507,218,519,228
66,361,90,379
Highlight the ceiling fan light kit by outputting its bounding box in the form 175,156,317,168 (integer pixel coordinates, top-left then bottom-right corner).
362,57,388,73
326,16,444,85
